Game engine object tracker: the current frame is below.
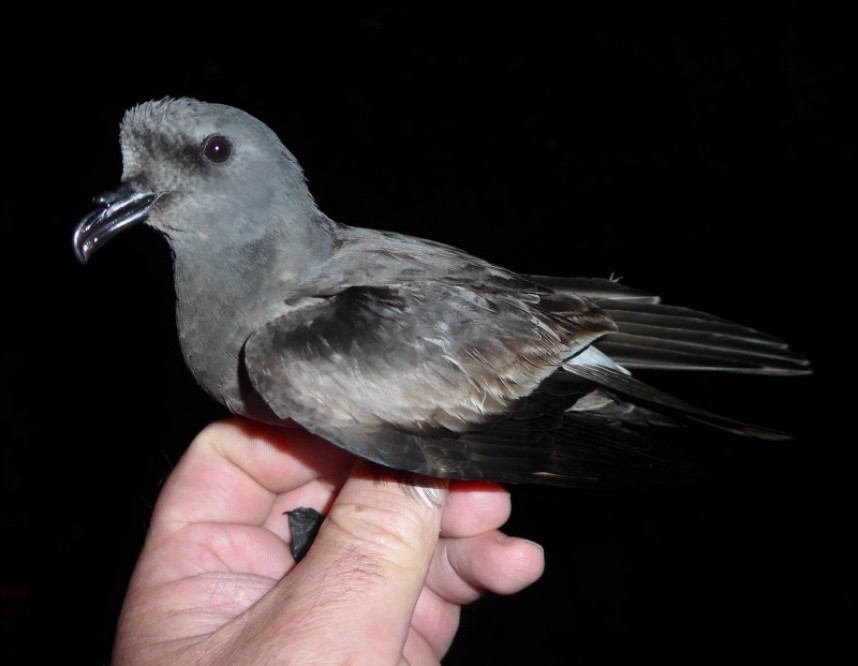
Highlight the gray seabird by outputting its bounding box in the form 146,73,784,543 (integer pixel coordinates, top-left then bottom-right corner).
74,98,810,489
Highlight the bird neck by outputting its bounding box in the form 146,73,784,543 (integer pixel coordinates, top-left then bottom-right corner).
169,212,339,416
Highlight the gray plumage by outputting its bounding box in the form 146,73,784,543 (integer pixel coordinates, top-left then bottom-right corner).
73,98,810,487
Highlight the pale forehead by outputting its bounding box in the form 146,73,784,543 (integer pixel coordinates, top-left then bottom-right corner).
117,97,303,184
121,98,265,141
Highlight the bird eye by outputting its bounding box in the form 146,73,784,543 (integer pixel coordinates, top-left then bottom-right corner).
203,135,232,164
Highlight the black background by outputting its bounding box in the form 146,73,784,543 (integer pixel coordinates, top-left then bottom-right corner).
1,5,848,663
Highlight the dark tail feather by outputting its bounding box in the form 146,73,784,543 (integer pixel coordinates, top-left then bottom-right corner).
563,364,792,441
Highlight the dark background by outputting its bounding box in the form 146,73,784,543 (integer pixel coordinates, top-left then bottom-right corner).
2,5,848,663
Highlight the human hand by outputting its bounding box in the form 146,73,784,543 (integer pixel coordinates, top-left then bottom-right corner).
112,418,545,665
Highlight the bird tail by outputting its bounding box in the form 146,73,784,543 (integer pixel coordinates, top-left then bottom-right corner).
561,364,791,441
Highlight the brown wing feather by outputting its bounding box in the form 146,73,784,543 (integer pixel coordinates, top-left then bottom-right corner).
244,282,614,434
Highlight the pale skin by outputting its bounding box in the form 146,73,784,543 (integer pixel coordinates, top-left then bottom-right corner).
112,418,546,665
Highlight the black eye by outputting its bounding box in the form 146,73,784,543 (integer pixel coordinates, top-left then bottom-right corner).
203,135,232,164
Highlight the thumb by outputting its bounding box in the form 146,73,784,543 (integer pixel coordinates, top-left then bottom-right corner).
227,459,450,664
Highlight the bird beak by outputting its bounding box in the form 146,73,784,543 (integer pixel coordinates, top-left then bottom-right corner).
73,184,163,263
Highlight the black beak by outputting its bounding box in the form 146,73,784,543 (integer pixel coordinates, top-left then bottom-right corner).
73,185,163,263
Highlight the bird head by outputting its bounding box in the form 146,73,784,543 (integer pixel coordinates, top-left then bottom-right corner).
73,98,314,263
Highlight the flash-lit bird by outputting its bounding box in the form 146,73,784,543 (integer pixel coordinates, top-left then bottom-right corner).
74,98,810,488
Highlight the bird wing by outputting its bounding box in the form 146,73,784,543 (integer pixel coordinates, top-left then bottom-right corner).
525,276,810,375
243,277,798,486
244,281,613,432
592,300,811,374
241,280,676,483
